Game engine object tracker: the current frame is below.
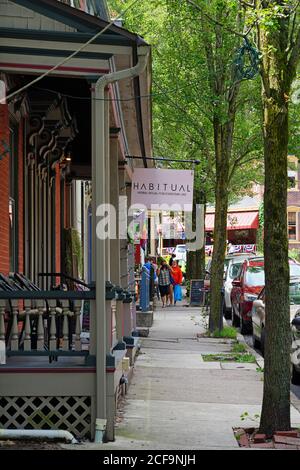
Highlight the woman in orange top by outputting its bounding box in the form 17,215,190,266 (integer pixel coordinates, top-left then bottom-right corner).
172,261,183,304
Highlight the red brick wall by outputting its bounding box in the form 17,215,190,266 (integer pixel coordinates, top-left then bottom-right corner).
55,165,61,275
0,105,10,274
18,120,24,273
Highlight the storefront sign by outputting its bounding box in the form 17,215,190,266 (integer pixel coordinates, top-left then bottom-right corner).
132,169,194,210
190,279,205,306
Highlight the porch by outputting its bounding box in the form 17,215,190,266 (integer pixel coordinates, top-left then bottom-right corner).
0,277,141,440
0,0,152,442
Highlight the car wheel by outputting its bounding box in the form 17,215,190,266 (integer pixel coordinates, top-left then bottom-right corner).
240,316,253,335
232,307,240,327
291,364,300,385
253,334,260,350
223,305,232,320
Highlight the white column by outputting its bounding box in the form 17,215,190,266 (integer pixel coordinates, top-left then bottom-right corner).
92,84,107,431
109,135,121,285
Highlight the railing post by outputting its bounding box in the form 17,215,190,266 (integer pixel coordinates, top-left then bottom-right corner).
62,300,69,351
74,300,82,351
36,300,45,351
11,300,19,351
0,301,6,343
49,300,57,351
24,300,32,352
89,299,96,355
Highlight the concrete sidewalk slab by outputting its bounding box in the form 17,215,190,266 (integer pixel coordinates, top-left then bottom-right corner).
116,399,239,449
97,304,300,450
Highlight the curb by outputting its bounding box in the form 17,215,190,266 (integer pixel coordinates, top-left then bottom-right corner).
236,332,264,369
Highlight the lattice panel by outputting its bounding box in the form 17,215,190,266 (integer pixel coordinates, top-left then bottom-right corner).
0,396,91,439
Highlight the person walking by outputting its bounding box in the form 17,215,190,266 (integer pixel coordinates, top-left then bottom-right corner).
157,261,172,308
169,253,176,267
171,261,183,305
168,254,176,305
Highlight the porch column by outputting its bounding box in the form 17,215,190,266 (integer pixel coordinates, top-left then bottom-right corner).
109,131,120,287
109,131,120,351
91,84,108,438
116,161,128,346
119,163,128,290
123,182,134,338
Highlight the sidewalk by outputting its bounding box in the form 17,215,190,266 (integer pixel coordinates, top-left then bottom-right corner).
81,303,300,450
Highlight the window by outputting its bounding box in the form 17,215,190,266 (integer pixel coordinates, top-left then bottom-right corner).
246,266,265,286
288,212,297,240
229,263,242,279
289,281,300,305
288,174,297,189
288,156,298,190
290,263,300,277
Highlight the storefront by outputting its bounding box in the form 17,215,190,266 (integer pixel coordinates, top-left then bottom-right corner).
205,210,259,246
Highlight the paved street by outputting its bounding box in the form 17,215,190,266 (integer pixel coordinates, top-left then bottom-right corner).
72,303,300,450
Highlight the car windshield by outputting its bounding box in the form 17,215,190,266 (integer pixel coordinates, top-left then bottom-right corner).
245,266,265,286
289,282,300,305
228,263,242,279
177,247,186,252
290,264,300,277
224,259,231,269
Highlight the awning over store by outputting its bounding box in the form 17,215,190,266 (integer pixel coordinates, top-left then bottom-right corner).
205,211,259,231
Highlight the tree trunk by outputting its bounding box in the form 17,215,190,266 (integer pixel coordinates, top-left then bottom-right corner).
259,17,291,435
186,192,206,281
186,249,206,280
210,122,229,331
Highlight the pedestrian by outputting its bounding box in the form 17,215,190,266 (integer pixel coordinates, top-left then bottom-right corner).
167,254,176,305
157,260,172,308
171,261,183,305
151,257,160,300
169,253,176,267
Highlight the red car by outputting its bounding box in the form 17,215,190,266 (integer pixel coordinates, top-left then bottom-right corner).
231,257,265,335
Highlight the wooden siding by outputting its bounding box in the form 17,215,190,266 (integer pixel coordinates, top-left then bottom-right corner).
0,0,76,32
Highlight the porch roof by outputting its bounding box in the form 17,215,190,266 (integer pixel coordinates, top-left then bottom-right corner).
0,0,148,77
1,0,152,171
5,0,148,45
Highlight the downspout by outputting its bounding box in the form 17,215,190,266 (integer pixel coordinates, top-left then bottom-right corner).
92,44,150,443
0,429,78,444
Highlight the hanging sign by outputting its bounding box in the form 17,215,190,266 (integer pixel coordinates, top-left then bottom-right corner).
132,169,194,210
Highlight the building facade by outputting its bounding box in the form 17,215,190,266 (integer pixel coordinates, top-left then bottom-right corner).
0,0,152,442
287,155,300,249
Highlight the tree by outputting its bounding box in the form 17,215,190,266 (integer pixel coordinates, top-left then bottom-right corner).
181,0,262,331
250,0,300,436
108,0,263,322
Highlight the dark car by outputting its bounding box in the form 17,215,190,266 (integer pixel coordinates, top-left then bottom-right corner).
231,257,265,334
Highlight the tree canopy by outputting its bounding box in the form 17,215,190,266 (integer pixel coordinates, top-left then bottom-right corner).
108,0,264,202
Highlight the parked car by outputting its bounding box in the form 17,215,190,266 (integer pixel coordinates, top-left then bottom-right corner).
289,258,300,277
231,257,265,335
252,278,300,384
223,255,254,319
231,257,300,336
206,253,252,278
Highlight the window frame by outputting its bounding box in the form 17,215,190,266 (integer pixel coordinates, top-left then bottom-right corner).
288,211,297,241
